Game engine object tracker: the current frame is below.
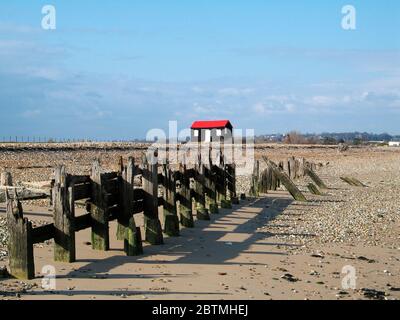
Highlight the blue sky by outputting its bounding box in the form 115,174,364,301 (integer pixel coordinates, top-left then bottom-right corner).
0,0,399,139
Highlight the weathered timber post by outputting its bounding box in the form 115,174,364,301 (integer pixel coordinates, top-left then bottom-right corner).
262,156,307,202
307,183,322,195
259,169,267,194
340,176,366,187
304,167,328,189
299,158,306,177
178,158,194,227
289,157,296,180
142,152,163,245
205,148,218,214
117,157,132,239
1,171,13,187
116,156,125,240
194,155,210,220
6,191,34,280
53,166,76,262
162,163,180,236
249,160,260,197
118,157,143,255
222,164,232,208
283,160,290,177
125,217,143,256
215,152,228,206
227,164,239,205
90,160,110,251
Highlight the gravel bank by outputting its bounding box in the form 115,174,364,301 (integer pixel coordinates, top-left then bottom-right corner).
0,217,7,261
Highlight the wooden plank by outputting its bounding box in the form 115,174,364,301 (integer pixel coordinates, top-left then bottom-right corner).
103,178,119,194
6,191,35,280
74,214,92,232
105,192,118,207
102,172,118,180
133,201,144,214
19,180,52,189
73,183,91,201
133,188,144,200
0,188,49,202
90,160,110,251
53,166,76,262
32,223,55,244
71,175,91,185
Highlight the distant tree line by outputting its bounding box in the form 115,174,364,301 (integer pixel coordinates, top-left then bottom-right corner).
255,131,400,145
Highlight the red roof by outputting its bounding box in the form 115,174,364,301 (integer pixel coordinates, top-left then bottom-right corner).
191,120,232,130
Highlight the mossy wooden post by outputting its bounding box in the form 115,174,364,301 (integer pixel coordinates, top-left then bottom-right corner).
117,157,132,240
178,158,194,227
125,218,143,256
90,160,109,251
194,155,210,220
162,163,180,236
53,166,76,262
118,157,143,255
116,156,125,240
6,191,34,280
205,148,219,214
142,152,163,245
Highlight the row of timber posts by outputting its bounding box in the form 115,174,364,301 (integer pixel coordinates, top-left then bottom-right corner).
255,156,328,201
3,148,238,280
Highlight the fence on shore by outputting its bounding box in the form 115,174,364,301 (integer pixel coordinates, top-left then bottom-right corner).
2,150,326,280
3,148,240,279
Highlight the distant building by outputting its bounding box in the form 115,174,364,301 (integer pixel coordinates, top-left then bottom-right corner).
389,141,400,147
191,120,233,143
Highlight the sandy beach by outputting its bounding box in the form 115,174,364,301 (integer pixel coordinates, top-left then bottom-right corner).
1,144,399,300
